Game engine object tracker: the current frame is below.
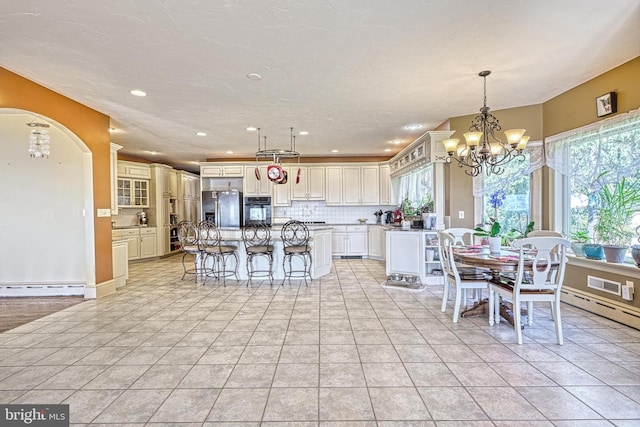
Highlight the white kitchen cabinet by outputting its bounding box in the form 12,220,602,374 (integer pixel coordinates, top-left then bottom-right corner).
112,227,157,260
379,164,396,206
201,164,244,177
244,165,271,196
272,167,292,206
292,166,325,200
140,228,157,259
368,225,386,260
112,240,128,289
168,170,178,198
110,143,122,215
325,166,343,205
331,225,368,257
118,161,151,179
117,178,149,208
342,165,379,205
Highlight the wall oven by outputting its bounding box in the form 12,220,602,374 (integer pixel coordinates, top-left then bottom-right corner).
244,196,272,226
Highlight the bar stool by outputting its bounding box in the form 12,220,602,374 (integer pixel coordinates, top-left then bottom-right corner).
281,220,312,285
242,223,274,286
177,220,204,282
199,220,239,286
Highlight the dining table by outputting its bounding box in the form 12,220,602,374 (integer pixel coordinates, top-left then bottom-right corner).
452,245,554,326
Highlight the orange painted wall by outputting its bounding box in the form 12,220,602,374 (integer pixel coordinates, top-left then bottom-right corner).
0,68,112,284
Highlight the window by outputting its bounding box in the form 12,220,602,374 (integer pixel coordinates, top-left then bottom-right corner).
398,164,433,212
473,146,544,235
546,108,640,246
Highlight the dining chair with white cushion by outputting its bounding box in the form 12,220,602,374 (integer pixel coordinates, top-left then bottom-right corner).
438,231,489,323
489,236,570,345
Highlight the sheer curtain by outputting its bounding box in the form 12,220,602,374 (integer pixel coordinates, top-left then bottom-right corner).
398,164,433,207
472,143,545,197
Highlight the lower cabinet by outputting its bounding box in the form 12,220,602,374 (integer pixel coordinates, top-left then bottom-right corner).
312,228,332,278
112,228,157,261
367,225,386,260
331,225,368,257
386,230,442,285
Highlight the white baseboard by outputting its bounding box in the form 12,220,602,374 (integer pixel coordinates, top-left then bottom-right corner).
0,284,85,297
561,286,640,330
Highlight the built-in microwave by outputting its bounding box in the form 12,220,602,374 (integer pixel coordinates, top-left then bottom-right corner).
244,196,272,226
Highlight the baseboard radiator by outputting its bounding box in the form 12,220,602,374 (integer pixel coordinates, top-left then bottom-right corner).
0,284,85,297
561,286,640,330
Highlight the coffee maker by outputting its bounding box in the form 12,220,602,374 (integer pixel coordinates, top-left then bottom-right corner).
384,210,394,224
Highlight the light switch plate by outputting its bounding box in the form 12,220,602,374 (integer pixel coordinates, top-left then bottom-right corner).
97,208,111,217
458,210,464,219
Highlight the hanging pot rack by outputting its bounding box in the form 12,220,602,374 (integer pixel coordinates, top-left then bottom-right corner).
254,127,300,164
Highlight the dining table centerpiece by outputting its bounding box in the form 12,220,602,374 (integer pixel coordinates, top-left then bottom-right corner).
475,190,505,254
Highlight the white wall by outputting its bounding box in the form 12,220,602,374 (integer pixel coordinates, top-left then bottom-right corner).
0,113,87,284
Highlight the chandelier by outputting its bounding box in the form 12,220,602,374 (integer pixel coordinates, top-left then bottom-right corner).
442,70,529,176
254,127,300,162
27,121,51,158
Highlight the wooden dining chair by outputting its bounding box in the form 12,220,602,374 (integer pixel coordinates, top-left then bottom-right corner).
489,236,570,345
438,231,489,323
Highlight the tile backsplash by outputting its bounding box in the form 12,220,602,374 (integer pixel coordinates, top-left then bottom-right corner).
274,201,396,224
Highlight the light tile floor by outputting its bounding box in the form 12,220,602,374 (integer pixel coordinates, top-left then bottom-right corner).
2,256,640,426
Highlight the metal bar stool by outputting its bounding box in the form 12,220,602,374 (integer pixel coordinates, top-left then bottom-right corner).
199,220,239,286
242,223,274,286
281,220,312,286
177,220,205,282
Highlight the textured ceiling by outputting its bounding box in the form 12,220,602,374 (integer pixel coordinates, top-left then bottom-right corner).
1,0,639,173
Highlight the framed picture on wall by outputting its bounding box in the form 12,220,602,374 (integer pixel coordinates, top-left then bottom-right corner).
596,92,617,117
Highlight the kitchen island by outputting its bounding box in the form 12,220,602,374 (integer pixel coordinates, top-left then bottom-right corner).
195,226,332,282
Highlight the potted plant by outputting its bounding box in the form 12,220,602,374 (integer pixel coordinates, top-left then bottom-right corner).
593,175,640,263
632,225,640,267
570,229,590,258
474,220,502,254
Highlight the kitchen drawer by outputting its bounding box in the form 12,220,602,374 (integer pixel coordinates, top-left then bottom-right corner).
331,225,348,232
347,225,368,232
112,229,139,237
140,227,157,235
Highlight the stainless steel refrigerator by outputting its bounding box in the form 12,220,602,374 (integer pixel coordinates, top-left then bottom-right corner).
201,190,243,230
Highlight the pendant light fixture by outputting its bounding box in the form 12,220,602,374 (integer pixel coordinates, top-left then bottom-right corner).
442,71,529,176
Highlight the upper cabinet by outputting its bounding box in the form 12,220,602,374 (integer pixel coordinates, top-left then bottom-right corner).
110,143,122,215
244,165,271,196
379,164,396,206
117,161,150,208
325,166,343,206
201,164,244,177
292,166,325,200
272,166,292,206
343,165,379,205
117,161,151,179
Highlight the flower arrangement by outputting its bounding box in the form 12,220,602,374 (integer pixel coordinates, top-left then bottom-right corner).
474,190,506,238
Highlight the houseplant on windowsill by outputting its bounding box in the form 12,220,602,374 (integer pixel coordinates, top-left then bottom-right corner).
631,225,640,267
593,175,640,263
570,229,590,258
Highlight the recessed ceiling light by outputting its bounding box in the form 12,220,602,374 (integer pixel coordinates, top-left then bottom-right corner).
246,127,257,132
299,131,309,135
130,89,147,97
331,149,339,153
384,148,392,152
246,73,261,81
148,151,158,155
404,123,422,131
226,150,234,154
390,140,402,145
196,132,207,136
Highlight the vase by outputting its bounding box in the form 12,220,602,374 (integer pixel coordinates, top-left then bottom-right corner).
488,236,501,254
570,242,586,257
582,243,605,260
631,245,640,267
602,245,629,263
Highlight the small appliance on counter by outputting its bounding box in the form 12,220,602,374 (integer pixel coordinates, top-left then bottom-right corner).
384,210,394,224
374,210,383,225
137,211,148,226
410,218,424,229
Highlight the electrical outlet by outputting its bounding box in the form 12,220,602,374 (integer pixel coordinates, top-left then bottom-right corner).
458,210,464,219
